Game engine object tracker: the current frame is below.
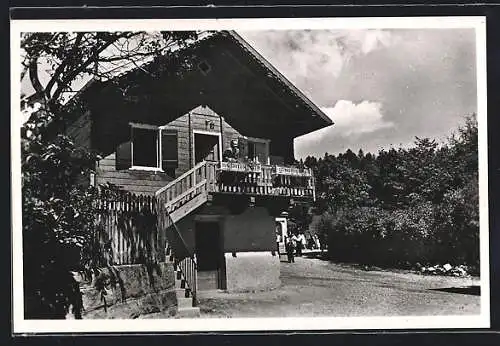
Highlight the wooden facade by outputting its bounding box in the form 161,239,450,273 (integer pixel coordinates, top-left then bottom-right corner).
62,30,333,295
90,104,297,196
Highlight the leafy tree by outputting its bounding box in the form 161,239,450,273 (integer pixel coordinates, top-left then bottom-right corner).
21,31,199,318
287,203,312,234
306,115,479,271
320,155,372,213
22,125,99,318
22,32,198,117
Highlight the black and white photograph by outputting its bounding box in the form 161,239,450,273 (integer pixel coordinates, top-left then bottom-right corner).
10,17,489,332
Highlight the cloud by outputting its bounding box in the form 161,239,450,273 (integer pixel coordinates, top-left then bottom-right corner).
239,29,396,104
360,30,396,54
321,100,394,136
329,29,477,141
339,29,398,56
294,100,395,158
244,29,476,157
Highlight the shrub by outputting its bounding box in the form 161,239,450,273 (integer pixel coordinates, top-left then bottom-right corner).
22,113,100,318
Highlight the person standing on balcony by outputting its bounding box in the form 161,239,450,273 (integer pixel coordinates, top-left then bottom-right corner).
222,138,240,162
221,138,241,190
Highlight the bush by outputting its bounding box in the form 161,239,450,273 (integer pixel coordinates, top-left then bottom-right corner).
322,199,477,269
307,116,479,272
22,113,100,318
432,175,479,268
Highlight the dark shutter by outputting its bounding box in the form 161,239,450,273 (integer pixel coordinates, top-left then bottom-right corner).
238,137,248,160
116,141,132,170
162,130,178,171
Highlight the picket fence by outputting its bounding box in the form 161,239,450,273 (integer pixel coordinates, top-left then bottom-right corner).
93,190,162,266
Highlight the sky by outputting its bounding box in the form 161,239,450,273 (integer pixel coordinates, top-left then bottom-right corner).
240,29,477,158
21,29,478,159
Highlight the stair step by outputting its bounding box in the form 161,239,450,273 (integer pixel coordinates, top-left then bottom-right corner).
177,297,193,309
169,192,207,223
176,306,200,318
175,288,189,298
175,279,186,289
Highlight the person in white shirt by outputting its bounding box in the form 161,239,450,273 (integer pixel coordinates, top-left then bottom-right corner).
298,233,307,253
313,234,320,250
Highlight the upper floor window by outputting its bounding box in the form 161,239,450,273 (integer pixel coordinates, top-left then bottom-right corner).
132,126,160,168
116,123,178,176
246,137,270,164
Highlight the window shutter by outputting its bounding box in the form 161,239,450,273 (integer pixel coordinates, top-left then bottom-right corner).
162,130,178,171
238,137,248,159
116,141,132,170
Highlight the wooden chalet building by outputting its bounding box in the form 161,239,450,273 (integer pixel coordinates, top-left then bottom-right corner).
64,31,332,297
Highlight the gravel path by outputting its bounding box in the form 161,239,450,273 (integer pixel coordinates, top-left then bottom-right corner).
197,255,480,318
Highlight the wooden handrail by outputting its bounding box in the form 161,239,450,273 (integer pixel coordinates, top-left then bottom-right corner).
166,179,207,212
155,161,207,196
155,162,209,307
165,205,198,306
165,206,195,260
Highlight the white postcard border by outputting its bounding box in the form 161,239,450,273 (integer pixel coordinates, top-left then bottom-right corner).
11,16,489,333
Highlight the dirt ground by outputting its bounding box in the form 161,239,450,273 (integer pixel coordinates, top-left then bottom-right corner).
196,252,481,318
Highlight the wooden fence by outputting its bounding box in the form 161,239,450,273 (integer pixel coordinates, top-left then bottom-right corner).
93,190,160,266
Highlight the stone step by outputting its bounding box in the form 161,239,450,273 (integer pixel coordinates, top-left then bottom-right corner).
177,297,193,309
175,306,200,318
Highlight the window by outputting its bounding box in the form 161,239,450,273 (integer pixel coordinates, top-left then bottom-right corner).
247,138,270,164
133,127,159,168
116,123,178,175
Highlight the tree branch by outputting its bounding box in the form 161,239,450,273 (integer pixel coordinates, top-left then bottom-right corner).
50,32,139,107
28,58,45,98
45,33,84,99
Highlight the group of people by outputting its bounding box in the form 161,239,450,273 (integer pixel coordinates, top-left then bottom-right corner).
278,231,323,263
284,232,306,263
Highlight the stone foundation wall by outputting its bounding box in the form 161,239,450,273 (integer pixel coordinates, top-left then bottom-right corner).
224,251,281,292
76,262,177,319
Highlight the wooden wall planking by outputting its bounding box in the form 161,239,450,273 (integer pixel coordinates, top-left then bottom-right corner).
95,105,243,195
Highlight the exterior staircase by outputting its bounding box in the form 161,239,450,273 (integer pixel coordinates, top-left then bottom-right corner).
172,248,203,318
153,159,316,317
155,161,218,318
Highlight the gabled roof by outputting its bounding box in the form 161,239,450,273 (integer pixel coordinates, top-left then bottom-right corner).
224,31,332,126
81,30,333,129
66,30,334,155
91,30,332,127
26,31,333,132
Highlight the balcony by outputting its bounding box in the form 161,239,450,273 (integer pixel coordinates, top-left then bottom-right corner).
206,161,315,200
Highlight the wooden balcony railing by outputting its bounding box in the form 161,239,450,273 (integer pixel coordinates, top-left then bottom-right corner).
208,161,316,200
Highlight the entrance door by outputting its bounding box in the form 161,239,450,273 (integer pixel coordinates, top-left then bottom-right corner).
194,133,220,164
195,221,226,290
